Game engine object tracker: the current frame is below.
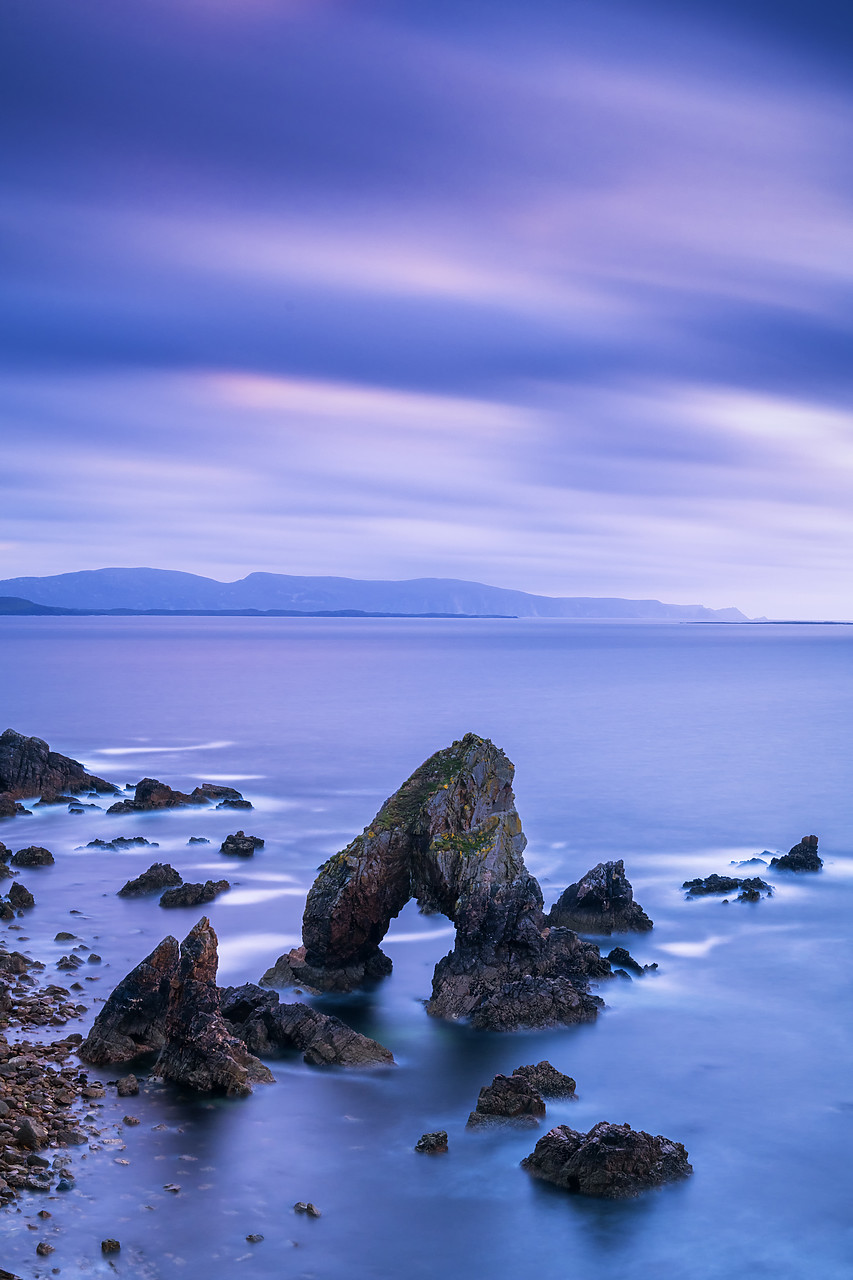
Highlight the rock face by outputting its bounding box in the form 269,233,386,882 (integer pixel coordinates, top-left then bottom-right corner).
118,863,183,897
770,835,822,872
107,778,248,815
0,728,117,804
159,879,230,908
220,983,394,1066
522,1122,692,1198
156,919,273,1096
78,937,179,1063
262,734,609,1030
547,860,653,934
220,831,264,857
10,846,54,868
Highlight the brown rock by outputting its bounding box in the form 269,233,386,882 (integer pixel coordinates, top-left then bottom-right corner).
77,937,179,1063
0,728,117,800
522,1121,692,1198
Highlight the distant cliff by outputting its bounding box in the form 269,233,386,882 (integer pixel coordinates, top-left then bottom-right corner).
0,568,748,621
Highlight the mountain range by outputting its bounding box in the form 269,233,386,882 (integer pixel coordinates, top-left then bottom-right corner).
0,568,748,621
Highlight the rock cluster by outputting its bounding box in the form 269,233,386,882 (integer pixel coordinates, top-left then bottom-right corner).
770,835,822,872
159,879,230,908
220,983,394,1066
118,863,182,897
547,860,653,934
107,779,250,814
466,1061,576,1128
0,728,117,816
682,874,772,903
220,831,264,857
521,1121,693,1198
262,734,610,1031
85,836,159,852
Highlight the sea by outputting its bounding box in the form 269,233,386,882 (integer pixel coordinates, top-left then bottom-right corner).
1,617,851,1279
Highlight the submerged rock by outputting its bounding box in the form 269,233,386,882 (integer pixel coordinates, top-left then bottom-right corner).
606,947,657,975
683,874,771,896
522,1121,692,1198
10,846,54,867
220,982,394,1066
415,1131,448,1153
107,779,248,814
770,835,822,872
547,860,653,934
118,863,182,897
159,879,230,908
156,918,273,1096
0,728,117,801
188,836,210,845
220,830,264,857
467,1073,546,1128
262,734,610,1031
86,836,159,852
78,936,179,1063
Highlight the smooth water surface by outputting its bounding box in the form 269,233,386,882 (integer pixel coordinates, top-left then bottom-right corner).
1,618,851,1279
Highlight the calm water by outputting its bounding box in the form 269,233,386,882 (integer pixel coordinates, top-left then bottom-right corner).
1,618,852,1279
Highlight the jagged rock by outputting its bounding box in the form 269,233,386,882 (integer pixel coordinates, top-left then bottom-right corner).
85,836,159,851
0,796,31,818
415,1131,448,1153
512,1061,576,1098
262,734,610,1031
156,918,273,1096
220,830,264,857
737,886,761,902
78,936,179,1063
188,837,210,845
683,874,771,896
220,982,394,1066
548,861,653,934
7,883,34,911
770,835,822,872
0,843,9,862
0,728,117,800
159,880,230,908
466,1073,546,1127
522,1121,693,1198
107,779,247,814
118,863,182,897
218,798,253,810
605,946,660,976
10,846,54,867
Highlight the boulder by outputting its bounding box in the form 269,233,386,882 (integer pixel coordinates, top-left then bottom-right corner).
415,1131,448,1153
107,779,248,814
10,846,54,867
118,863,182,897
220,831,264,857
770,835,822,872
221,982,394,1066
547,861,653,934
522,1121,692,1198
86,836,159,851
7,883,34,911
262,734,610,1031
512,1061,576,1098
466,1072,545,1128
0,728,117,799
116,1074,139,1097
0,796,31,819
159,880,230,908
78,936,179,1063
191,784,243,802
218,798,253,810
156,918,273,1096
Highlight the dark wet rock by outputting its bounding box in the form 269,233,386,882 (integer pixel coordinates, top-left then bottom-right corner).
0,844,11,863
108,778,248,814
118,863,182,897
57,954,83,971
512,1061,576,1098
7,883,34,911
159,880,230,908
156,918,274,1096
415,1130,448,1153
737,886,762,902
547,860,653,934
770,835,822,872
35,793,80,807
732,857,768,866
221,981,394,1066
683,874,771,896
522,1121,693,1198
101,1239,121,1254
294,1202,321,1217
220,830,264,857
0,728,117,801
263,734,610,1031
116,1073,139,1097
15,1117,48,1149
218,798,253,810
0,797,32,819
188,837,210,845
191,783,244,802
606,947,658,976
467,1072,546,1127
54,932,76,942
246,1233,265,1243
0,902,13,920
86,836,159,851
78,936,179,1063
10,846,54,867
87,953,102,963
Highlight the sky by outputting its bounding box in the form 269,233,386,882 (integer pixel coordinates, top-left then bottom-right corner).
2,0,853,617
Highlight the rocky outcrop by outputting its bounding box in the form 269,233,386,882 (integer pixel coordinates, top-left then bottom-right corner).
0,728,117,803
415,1130,448,1153
107,779,249,815
159,879,230,908
512,1061,576,1098
117,864,182,897
156,919,273,1095
10,846,54,867
770,835,822,872
85,836,159,851
0,796,31,819
7,883,34,912
220,982,394,1066
607,946,657,975
683,874,771,896
78,937,179,1063
262,734,610,1030
467,1072,546,1128
547,860,653,934
220,830,264,857
522,1122,692,1198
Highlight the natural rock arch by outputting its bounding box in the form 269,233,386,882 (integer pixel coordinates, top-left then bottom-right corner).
262,733,609,1030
